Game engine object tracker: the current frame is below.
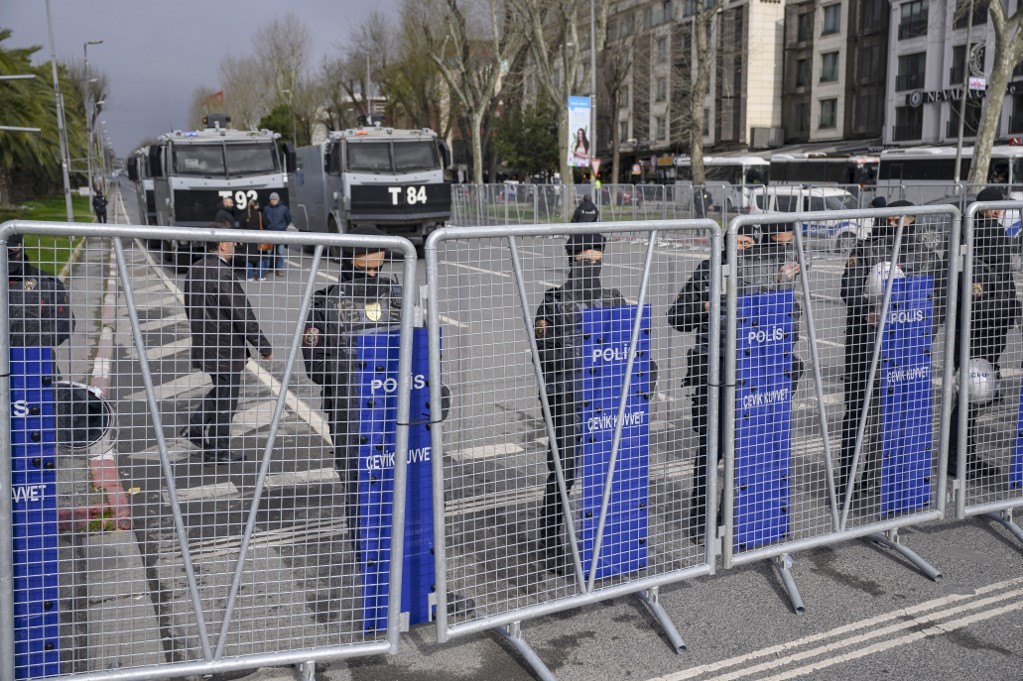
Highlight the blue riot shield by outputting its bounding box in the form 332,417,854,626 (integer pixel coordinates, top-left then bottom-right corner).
577,305,651,579
10,347,61,679
733,291,795,552
879,276,933,514
354,327,434,631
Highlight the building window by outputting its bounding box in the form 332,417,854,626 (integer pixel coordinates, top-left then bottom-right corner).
792,101,809,134
620,84,630,109
953,1,988,29
894,105,923,141
655,77,667,102
820,52,839,82
822,4,841,35
857,43,882,85
656,116,667,141
1010,94,1023,134
819,98,837,129
859,0,885,33
656,36,668,63
620,120,629,142
797,13,813,42
899,0,928,40
951,43,984,85
896,52,926,91
796,58,810,87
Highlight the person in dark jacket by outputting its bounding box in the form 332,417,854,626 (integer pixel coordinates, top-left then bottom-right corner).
571,194,599,223
239,197,268,281
948,187,1019,480
301,225,401,528
262,192,292,275
214,195,239,228
92,190,108,224
838,200,946,499
180,237,273,463
7,232,75,349
667,222,803,542
533,232,625,569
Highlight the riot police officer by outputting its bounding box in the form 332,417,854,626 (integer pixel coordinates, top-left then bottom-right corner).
838,200,945,499
949,187,1019,480
534,232,624,569
301,225,402,523
571,194,599,223
7,232,75,350
668,222,802,542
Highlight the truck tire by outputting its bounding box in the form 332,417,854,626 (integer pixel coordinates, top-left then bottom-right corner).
327,215,342,260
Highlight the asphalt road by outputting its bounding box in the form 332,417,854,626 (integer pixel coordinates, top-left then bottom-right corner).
103,180,1022,681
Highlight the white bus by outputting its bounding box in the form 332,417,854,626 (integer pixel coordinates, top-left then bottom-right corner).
770,153,878,192
675,155,770,212
877,145,1023,203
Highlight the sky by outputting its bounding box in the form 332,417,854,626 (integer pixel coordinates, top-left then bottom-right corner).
2,0,401,157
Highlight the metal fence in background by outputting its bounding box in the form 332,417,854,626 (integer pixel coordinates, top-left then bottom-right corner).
954,200,1023,545
720,205,961,613
1,218,418,681
424,221,721,680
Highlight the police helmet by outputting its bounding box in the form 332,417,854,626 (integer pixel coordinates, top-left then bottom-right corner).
956,357,999,405
864,261,905,302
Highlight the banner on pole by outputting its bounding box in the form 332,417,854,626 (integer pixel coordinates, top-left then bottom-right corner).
567,96,593,168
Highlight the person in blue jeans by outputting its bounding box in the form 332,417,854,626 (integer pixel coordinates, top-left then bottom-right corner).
262,192,292,276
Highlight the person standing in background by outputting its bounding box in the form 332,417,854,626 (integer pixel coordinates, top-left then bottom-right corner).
262,192,292,276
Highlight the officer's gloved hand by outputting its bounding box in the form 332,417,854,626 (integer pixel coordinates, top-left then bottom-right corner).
647,358,659,396
440,384,452,421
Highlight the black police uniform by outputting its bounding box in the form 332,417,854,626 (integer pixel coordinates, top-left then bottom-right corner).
8,238,75,349
92,192,108,224
534,233,623,563
571,196,599,223
668,224,803,540
948,191,1020,478
301,236,402,526
838,202,945,497
183,250,272,462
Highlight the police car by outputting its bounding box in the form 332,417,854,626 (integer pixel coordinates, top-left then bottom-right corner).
749,185,872,252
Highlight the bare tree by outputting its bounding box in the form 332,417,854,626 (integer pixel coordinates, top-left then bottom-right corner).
320,55,364,130
599,29,636,185
427,0,526,184
509,0,611,185
219,55,269,129
254,13,312,102
676,0,725,185
380,0,452,133
186,86,221,129
969,1,1023,185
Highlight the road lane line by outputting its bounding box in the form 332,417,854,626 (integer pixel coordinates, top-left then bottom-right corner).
166,482,240,504
126,372,210,401
755,599,1023,681
439,260,558,287
143,338,191,361
657,576,1023,681
452,442,525,460
140,312,187,332
286,257,339,282
265,467,340,488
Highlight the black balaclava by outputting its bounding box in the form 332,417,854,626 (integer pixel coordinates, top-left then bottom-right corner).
564,232,606,292
876,199,914,236
342,225,388,284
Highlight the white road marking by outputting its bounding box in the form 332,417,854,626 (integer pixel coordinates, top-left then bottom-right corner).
128,446,193,463
655,576,1023,681
166,482,239,504
143,338,191,361
811,338,844,349
140,312,187,332
133,293,181,311
126,372,210,402
231,399,277,431
452,442,525,460
286,257,339,282
168,517,349,561
439,314,469,329
439,259,557,287
265,467,340,488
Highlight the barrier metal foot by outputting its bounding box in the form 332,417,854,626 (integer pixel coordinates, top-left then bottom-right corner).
636,587,687,653
984,510,1023,546
297,661,315,681
867,530,942,582
774,554,806,615
497,621,557,681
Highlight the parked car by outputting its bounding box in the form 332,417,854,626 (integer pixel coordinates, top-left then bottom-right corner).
748,185,872,251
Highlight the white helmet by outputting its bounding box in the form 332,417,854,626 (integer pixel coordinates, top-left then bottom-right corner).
864,261,905,303
956,357,999,405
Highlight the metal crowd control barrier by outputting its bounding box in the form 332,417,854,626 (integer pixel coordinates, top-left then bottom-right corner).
424,220,721,680
1,218,418,680
721,205,961,613
955,201,1023,544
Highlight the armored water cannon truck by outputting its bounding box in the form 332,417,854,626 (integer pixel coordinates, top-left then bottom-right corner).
288,125,451,249
147,115,288,266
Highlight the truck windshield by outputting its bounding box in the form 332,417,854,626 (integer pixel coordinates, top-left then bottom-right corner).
394,142,439,172
173,145,225,176
225,143,278,176
347,142,392,171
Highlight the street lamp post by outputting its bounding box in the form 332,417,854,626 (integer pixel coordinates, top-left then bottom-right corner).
590,0,597,183
45,0,74,222
84,39,103,207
